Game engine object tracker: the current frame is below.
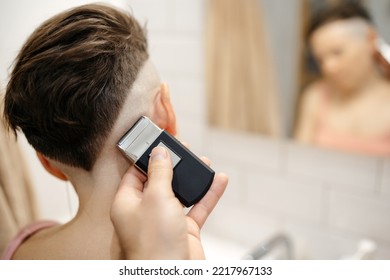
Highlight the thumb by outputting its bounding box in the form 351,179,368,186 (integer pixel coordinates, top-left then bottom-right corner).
146,146,174,197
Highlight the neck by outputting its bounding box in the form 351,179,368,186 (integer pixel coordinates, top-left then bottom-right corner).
64,148,130,258
71,148,131,223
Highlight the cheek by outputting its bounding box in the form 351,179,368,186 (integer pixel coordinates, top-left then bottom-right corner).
341,48,367,74
351,50,372,75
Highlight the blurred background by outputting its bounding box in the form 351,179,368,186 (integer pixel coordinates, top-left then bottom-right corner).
1,0,390,259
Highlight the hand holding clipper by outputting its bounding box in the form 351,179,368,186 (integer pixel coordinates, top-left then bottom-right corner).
117,116,215,207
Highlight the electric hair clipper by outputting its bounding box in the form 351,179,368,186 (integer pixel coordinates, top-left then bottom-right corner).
117,116,215,207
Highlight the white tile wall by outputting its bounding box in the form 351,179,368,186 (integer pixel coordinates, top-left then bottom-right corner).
206,138,390,259
375,244,390,260
205,129,283,172
329,191,390,244
204,203,283,250
286,143,379,191
247,172,324,224
172,0,204,34
281,221,363,260
381,160,390,195
150,36,203,77
168,76,206,119
209,157,246,205
174,113,206,156
128,0,175,31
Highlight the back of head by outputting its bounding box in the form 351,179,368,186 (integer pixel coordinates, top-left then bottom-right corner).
4,4,148,171
307,2,373,39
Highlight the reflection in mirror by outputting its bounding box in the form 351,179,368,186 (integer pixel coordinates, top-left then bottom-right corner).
206,0,390,157
294,0,390,157
205,0,281,137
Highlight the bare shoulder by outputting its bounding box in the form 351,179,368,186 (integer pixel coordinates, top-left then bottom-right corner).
299,80,326,112
294,80,326,142
12,224,69,260
12,221,118,259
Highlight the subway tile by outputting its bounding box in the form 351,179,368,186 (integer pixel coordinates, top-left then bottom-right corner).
205,203,282,249
149,37,203,77
128,0,174,31
286,142,378,191
205,129,283,171
202,231,248,260
375,244,390,259
282,221,369,260
381,159,390,195
247,172,323,224
329,191,390,244
168,77,206,118
173,0,204,33
208,197,390,259
210,157,245,205
175,114,207,156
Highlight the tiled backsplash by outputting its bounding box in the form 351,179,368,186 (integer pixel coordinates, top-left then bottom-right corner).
382,161,390,195
203,129,390,259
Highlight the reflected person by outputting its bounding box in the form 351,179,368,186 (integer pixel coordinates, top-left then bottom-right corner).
295,3,390,156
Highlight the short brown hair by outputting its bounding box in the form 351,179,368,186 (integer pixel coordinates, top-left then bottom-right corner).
4,4,148,170
307,3,372,39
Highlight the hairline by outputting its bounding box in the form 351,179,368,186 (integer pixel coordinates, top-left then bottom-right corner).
101,58,161,156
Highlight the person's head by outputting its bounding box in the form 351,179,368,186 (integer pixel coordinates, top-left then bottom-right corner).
3,4,176,180
307,3,378,92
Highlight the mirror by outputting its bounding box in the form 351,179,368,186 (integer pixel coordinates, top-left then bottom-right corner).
205,0,390,158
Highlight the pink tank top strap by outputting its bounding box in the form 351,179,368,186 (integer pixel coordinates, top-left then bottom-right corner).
1,220,59,260
313,83,390,156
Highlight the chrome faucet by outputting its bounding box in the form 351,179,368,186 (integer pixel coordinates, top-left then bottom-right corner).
242,233,293,260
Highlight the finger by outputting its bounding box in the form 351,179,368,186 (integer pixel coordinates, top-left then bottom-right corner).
178,139,190,149
187,173,228,229
112,164,146,213
118,164,147,193
111,165,146,215
200,156,211,167
146,146,175,198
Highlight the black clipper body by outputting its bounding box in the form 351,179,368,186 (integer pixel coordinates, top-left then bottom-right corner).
117,116,215,207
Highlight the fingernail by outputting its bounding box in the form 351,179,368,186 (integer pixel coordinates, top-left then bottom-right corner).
150,146,168,161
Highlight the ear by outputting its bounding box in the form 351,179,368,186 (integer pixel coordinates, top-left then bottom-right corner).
150,83,177,136
36,152,68,181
